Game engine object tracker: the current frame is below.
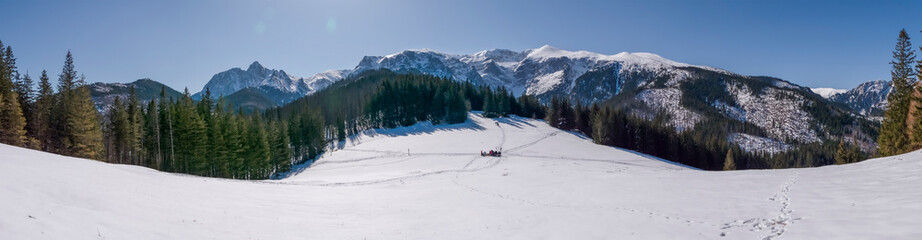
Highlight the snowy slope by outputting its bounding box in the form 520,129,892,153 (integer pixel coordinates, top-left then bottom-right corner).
2,113,920,239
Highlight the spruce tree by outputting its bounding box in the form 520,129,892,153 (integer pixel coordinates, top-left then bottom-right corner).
14,73,34,132
210,97,228,177
835,139,858,165
159,89,175,171
68,75,105,160
66,78,105,160
0,40,7,92
127,87,143,165
0,43,17,93
106,97,129,163
144,99,162,169
913,31,922,148
224,112,244,178
175,89,207,175
32,70,53,150
723,148,736,171
0,43,28,146
878,29,917,157
335,116,346,141
0,91,28,146
198,89,216,176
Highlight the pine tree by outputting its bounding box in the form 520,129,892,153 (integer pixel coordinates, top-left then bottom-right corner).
271,121,292,176
66,77,105,160
878,29,917,157
835,139,859,165
32,70,53,150
723,148,736,171
198,88,216,176
106,97,129,163
913,31,922,148
175,89,207,175
127,87,143,165
0,43,17,93
159,89,175,171
143,99,162,169
335,116,346,141
0,43,28,146
0,91,28,146
546,96,560,127
245,113,271,179
224,112,244,178
14,73,34,131
0,40,7,93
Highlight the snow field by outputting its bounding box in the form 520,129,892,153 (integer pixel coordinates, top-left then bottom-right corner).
1,113,921,239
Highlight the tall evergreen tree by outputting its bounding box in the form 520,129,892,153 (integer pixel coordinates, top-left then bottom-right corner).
52,52,105,159
0,43,17,93
835,139,860,165
126,87,143,165
159,88,175,171
0,42,28,147
175,89,207,175
106,97,129,163
878,29,917,157
912,30,922,148
0,91,28,146
144,99,162,169
32,70,54,150
723,149,736,171
68,75,105,160
14,73,34,132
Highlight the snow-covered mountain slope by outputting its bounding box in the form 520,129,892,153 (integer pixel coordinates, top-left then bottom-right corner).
2,113,919,239
194,61,350,105
811,87,847,98
344,46,876,153
349,45,728,98
828,80,891,118
89,78,184,111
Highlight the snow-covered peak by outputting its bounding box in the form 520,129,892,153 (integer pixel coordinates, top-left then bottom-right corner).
247,61,265,72
383,48,454,60
611,52,687,67
465,49,525,63
521,45,727,74
525,45,609,60
810,88,848,98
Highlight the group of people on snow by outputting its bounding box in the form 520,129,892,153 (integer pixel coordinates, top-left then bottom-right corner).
481,150,501,157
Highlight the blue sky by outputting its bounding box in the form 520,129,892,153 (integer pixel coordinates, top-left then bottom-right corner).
1,0,920,92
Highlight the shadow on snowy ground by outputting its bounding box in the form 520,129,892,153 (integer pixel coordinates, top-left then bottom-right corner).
493,115,537,129
352,117,487,141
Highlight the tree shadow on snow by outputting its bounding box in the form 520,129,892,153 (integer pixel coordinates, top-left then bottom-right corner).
347,117,487,144
493,115,537,129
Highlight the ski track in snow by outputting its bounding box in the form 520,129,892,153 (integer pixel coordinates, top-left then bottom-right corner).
504,131,559,153
295,156,504,187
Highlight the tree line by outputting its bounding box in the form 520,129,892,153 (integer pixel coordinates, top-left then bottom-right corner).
542,94,866,170
0,41,104,160
267,71,545,142
103,87,308,179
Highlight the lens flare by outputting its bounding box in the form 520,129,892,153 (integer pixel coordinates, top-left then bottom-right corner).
326,18,336,33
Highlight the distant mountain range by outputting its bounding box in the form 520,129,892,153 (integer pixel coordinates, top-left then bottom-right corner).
821,80,890,119
89,78,183,111
90,45,887,153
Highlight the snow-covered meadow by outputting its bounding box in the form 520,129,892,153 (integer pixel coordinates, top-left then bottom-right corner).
1,113,920,239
